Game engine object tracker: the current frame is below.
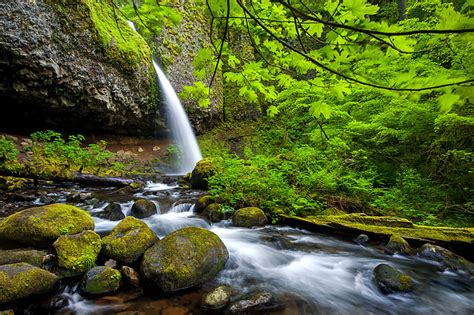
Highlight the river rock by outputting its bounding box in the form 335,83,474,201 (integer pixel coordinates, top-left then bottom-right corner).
96,202,125,221
203,203,224,222
232,207,268,227
121,266,141,288
82,266,121,295
102,216,158,264
131,199,157,218
0,248,46,267
418,243,472,271
228,291,279,313
141,227,228,291
353,234,369,245
373,264,415,294
190,159,215,190
0,203,94,247
0,263,59,304
201,285,232,309
194,195,214,213
384,234,412,255
53,230,102,277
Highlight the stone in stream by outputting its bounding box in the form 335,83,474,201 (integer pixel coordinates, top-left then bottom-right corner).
141,227,229,291
232,207,268,227
96,202,125,221
201,285,233,310
102,216,158,264
194,195,214,213
0,263,59,304
82,266,121,295
384,234,412,255
130,199,157,218
53,230,102,277
353,234,369,245
203,203,224,222
373,264,415,294
418,243,472,271
0,203,94,247
0,248,47,267
228,291,280,313
121,265,141,288
190,159,216,190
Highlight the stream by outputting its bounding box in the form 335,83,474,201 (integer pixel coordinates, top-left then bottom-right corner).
6,180,474,315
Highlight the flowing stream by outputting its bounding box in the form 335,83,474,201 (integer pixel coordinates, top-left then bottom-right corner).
45,181,473,315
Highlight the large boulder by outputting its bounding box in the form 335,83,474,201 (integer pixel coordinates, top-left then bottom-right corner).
102,216,158,264
0,0,160,135
418,243,472,271
53,230,102,277
0,203,94,247
141,227,228,291
82,266,121,295
95,202,125,221
0,248,46,267
194,195,214,213
131,199,157,219
190,159,216,190
203,203,224,222
232,207,268,227
373,264,415,294
384,234,412,255
0,263,59,304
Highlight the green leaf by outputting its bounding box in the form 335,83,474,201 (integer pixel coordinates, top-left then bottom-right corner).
267,105,279,117
309,101,331,119
438,93,460,112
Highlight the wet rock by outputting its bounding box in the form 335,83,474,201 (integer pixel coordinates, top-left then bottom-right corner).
373,264,415,294
130,199,157,218
96,202,125,221
67,192,93,203
232,207,268,227
0,203,94,247
141,227,228,291
0,248,46,267
201,285,232,309
418,243,472,271
82,266,121,295
194,195,214,213
102,216,158,264
228,291,279,313
190,159,215,190
121,266,140,288
384,234,412,255
353,234,369,245
53,230,102,277
0,263,58,304
105,259,119,269
203,203,224,222
7,193,36,202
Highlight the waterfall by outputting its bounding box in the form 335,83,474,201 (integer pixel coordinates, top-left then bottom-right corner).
152,61,202,174
127,21,202,174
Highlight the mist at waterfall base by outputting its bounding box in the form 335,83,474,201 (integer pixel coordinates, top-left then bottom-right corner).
152,61,202,175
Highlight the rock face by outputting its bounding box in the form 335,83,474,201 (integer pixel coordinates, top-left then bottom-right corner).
131,199,157,218
141,227,228,291
0,0,160,135
0,249,46,267
232,207,268,227
53,230,102,276
82,266,121,295
0,263,59,304
0,203,94,247
102,216,158,264
384,234,412,255
418,243,472,271
373,264,415,294
190,159,216,190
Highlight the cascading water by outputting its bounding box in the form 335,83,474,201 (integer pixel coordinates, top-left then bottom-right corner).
152,61,202,174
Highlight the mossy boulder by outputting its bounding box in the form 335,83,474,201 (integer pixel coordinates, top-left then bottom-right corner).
190,159,216,190
373,264,415,294
53,230,102,277
95,202,125,221
131,199,157,218
0,263,59,304
384,234,412,255
232,207,268,227
141,227,228,291
102,216,158,264
0,203,94,247
195,195,214,213
0,249,46,267
82,266,121,295
203,203,224,222
418,243,472,271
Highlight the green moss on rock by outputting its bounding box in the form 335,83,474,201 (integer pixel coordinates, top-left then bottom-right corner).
141,226,228,292
0,203,95,247
130,199,157,218
203,203,224,222
190,159,216,190
53,230,102,277
0,263,58,304
384,234,412,255
0,249,46,267
418,243,473,271
232,207,268,227
102,216,158,264
195,195,214,213
82,266,121,295
373,263,414,294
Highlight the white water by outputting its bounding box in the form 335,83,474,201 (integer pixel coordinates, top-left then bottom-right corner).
152,61,202,174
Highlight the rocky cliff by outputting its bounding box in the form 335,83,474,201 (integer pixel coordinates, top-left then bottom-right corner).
0,0,162,136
